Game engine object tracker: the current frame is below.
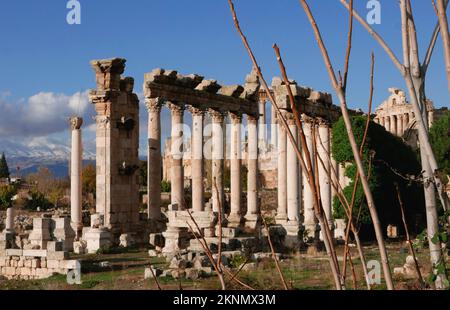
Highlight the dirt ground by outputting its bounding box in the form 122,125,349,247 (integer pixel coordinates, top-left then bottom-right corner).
0,242,443,290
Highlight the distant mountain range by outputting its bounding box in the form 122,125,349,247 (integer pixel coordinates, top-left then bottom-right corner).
1,140,95,178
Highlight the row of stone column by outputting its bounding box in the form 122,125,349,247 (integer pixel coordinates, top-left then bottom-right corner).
146,98,260,227
276,114,333,238
375,113,412,137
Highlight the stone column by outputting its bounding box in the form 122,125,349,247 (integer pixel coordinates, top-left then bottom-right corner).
190,107,205,212
270,106,278,148
276,117,288,221
381,117,386,128
397,115,403,136
146,98,163,220
70,117,83,235
303,120,316,238
210,110,225,214
286,115,300,222
390,115,397,135
317,122,333,229
168,102,185,208
246,115,259,227
258,100,266,149
384,116,390,132
229,112,243,227
5,207,14,232
403,113,409,131
428,111,434,128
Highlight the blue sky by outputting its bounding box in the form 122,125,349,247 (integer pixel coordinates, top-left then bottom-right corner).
0,0,448,157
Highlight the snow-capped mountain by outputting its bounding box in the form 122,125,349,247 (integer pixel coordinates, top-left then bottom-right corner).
0,137,95,178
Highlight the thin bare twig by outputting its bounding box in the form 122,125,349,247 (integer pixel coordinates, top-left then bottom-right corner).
300,0,394,290
395,184,426,288
262,217,289,290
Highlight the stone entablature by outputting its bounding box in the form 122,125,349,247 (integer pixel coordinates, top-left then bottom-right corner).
144,68,259,117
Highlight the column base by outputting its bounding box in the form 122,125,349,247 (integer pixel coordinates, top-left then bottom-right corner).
279,221,305,249
83,227,112,254
227,213,243,228
244,214,261,230
304,222,320,242
161,227,190,256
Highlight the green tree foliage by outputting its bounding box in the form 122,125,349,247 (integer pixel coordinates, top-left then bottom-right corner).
429,111,450,184
0,185,17,210
331,116,425,238
82,164,96,196
139,160,147,187
24,189,52,211
0,153,10,179
161,180,171,193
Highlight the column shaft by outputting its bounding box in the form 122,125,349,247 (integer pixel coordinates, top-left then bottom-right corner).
258,100,266,148
191,108,205,212
303,121,316,235
287,120,299,222
247,116,259,218
318,124,332,228
277,123,287,219
70,117,83,234
211,110,225,213
169,103,185,208
147,99,162,219
229,113,242,225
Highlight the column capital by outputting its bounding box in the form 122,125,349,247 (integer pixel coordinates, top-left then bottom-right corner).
189,106,206,116
145,97,164,113
301,114,314,124
70,117,83,130
316,117,330,127
229,112,243,123
168,102,185,116
285,113,296,125
247,114,259,124
209,109,226,123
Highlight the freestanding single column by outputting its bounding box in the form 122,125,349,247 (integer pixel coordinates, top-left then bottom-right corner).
146,98,163,220
229,112,243,227
190,107,205,212
70,117,83,236
317,122,333,229
168,102,185,208
303,119,316,238
276,118,288,221
286,116,299,222
258,100,267,149
6,207,14,232
210,110,225,214
246,115,259,228
270,106,278,148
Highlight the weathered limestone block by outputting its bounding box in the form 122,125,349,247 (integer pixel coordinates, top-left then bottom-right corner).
46,241,64,253
176,73,204,88
334,219,346,241
28,218,52,250
22,249,47,257
84,228,112,254
144,68,178,84
195,79,222,93
394,255,421,279
73,240,87,254
219,85,244,98
52,217,76,252
161,227,190,255
119,233,135,248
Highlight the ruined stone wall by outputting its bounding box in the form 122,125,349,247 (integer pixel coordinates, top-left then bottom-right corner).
0,249,78,280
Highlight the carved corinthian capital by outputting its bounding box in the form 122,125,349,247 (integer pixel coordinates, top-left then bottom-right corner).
70,117,83,130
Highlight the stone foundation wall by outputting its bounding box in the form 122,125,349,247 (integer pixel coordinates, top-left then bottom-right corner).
0,249,78,280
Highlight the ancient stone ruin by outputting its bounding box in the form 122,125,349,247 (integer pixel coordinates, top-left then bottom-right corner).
1,57,401,280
